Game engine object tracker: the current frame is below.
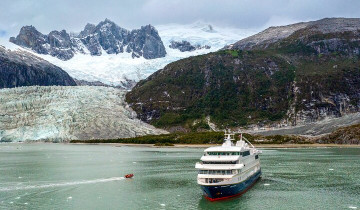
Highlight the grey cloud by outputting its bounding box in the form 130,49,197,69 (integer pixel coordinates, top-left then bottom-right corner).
0,0,359,38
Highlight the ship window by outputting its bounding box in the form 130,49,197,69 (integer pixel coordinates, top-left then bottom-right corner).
242,151,250,157
206,152,241,156
199,170,233,175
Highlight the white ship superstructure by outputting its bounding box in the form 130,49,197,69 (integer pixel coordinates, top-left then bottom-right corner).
195,133,261,201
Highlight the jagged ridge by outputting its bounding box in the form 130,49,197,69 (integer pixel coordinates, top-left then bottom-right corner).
9,19,166,60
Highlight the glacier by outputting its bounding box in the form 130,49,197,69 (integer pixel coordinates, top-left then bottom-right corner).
0,86,167,142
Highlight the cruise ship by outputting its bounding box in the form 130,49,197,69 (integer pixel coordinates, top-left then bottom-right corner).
195,133,262,201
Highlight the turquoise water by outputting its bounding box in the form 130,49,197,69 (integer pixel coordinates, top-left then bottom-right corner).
0,144,359,210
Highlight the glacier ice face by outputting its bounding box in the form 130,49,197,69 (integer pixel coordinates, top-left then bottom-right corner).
0,86,167,142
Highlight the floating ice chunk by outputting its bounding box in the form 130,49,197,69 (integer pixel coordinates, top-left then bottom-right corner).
67,196,72,200
349,206,357,209
15,197,20,199
133,162,137,164
329,169,334,171
9,202,13,204
177,195,181,197
24,203,28,205
160,204,166,207
264,183,270,186
18,177,22,179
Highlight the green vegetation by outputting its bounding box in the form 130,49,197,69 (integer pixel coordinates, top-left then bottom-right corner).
70,132,224,144
70,132,313,145
154,142,174,146
127,50,300,129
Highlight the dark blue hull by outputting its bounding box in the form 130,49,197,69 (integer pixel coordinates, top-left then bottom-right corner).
200,169,261,201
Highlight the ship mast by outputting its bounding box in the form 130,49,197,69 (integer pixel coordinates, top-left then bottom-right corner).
238,130,255,148
223,130,235,146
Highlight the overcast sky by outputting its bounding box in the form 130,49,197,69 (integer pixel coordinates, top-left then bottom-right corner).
0,0,360,38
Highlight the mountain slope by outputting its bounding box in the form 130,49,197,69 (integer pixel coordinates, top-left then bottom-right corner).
227,18,360,50
126,18,360,131
0,46,76,88
0,86,167,142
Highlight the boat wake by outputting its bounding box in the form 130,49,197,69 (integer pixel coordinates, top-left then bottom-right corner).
0,177,125,192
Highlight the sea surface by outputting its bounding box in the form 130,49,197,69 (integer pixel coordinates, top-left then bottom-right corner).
0,144,359,210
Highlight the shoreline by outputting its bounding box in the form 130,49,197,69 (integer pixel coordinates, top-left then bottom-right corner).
2,142,359,148
69,143,360,148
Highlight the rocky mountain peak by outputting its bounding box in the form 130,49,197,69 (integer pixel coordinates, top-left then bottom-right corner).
169,40,211,52
9,25,48,54
141,24,156,32
127,24,166,59
203,24,216,33
78,23,96,38
10,19,166,60
96,18,121,31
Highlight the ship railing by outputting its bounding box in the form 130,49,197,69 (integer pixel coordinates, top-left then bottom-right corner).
195,162,243,168
198,170,236,175
198,178,234,185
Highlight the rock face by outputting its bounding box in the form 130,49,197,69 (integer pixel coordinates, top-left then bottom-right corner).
169,40,211,52
0,86,167,142
0,46,76,88
9,19,166,60
227,18,360,50
126,18,360,131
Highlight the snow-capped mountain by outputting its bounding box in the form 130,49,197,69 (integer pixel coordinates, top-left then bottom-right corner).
10,19,166,61
7,20,257,88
